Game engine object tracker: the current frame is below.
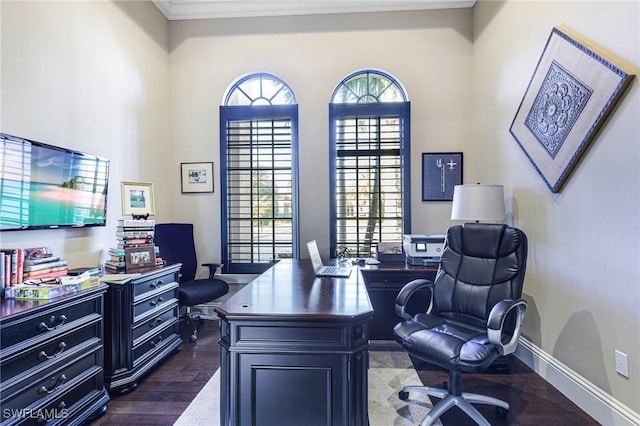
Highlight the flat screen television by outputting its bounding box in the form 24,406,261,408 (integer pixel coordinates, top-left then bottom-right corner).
0,132,110,231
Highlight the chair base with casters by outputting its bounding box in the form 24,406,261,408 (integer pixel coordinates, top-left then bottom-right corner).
399,370,509,426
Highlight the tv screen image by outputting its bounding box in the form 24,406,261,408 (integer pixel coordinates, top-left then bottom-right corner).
0,133,110,231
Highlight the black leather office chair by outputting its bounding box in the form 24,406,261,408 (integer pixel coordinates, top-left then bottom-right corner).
394,223,528,426
154,223,229,343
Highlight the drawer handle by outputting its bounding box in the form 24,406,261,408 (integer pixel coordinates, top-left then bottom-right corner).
149,335,164,347
150,297,164,307
149,317,163,328
38,342,67,360
38,374,67,395
150,279,165,289
37,315,67,332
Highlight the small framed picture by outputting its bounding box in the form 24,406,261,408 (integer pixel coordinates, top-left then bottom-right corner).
124,245,155,271
121,181,156,216
422,152,463,201
181,162,214,193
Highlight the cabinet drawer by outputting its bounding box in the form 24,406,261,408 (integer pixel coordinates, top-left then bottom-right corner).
0,295,102,349
0,367,104,426
132,323,179,366
133,287,177,319
133,271,178,300
0,346,102,419
132,304,178,343
0,315,101,384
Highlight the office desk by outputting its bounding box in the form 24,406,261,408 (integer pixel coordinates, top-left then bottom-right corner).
215,259,373,426
360,262,437,340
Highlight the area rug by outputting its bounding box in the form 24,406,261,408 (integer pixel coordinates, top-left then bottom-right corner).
174,341,438,425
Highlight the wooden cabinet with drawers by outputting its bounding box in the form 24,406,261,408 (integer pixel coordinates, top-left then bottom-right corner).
0,285,110,426
102,263,182,394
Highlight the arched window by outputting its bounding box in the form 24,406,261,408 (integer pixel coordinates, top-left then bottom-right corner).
220,73,299,273
329,69,411,257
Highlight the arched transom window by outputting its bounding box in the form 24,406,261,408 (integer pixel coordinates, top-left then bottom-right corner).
329,69,411,257
220,72,299,274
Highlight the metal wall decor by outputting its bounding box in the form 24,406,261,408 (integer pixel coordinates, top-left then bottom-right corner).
422,152,463,201
510,26,634,193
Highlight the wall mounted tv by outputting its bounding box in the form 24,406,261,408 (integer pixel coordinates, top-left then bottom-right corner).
0,132,110,231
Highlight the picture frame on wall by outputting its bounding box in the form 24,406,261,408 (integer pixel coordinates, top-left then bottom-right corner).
509,26,634,193
121,181,156,216
181,162,214,193
421,152,463,201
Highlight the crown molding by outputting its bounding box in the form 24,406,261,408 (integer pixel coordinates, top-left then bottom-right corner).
152,0,476,21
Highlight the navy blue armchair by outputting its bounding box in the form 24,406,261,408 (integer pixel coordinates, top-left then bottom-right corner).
154,223,229,343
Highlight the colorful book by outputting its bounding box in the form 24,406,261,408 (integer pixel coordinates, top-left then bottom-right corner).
23,259,68,272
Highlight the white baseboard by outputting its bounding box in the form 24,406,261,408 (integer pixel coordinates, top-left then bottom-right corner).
515,338,640,426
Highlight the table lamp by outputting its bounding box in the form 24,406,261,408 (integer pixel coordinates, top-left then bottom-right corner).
450,184,505,223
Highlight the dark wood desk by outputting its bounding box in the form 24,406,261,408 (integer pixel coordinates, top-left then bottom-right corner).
360,262,437,340
215,259,373,426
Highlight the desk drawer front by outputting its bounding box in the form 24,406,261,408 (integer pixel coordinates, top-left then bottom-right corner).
133,271,178,300
229,320,369,351
0,296,102,349
0,317,101,384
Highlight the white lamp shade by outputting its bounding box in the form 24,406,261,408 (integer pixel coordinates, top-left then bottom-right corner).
451,184,505,222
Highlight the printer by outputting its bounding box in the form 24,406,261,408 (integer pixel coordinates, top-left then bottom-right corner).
403,234,446,266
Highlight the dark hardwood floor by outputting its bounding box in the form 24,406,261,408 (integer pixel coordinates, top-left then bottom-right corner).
90,320,598,426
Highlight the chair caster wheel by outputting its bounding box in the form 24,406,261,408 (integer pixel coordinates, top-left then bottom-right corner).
189,335,197,343
399,391,409,401
496,406,508,416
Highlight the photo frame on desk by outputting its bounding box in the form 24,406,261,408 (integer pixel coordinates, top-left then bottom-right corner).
181,162,214,193
124,245,155,271
421,152,463,201
121,181,156,216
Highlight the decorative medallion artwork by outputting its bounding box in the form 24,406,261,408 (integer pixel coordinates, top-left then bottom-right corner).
510,26,633,193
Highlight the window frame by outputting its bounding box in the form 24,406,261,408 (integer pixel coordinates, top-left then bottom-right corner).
328,102,411,257
219,103,299,274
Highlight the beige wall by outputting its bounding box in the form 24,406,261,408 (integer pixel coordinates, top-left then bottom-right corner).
0,1,170,266
473,0,640,415
167,9,473,262
1,0,639,420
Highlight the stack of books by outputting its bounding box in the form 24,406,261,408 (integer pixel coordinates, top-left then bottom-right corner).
1,247,70,298
105,219,163,272
23,248,69,281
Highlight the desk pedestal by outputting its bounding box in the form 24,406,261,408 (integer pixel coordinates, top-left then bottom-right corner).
218,317,369,426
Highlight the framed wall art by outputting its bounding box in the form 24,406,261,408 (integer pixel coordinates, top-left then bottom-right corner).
181,162,214,193
121,181,156,217
510,26,634,193
422,152,463,201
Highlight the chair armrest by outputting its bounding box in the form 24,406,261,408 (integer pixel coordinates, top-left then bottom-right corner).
203,262,223,278
395,279,434,321
487,299,527,355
